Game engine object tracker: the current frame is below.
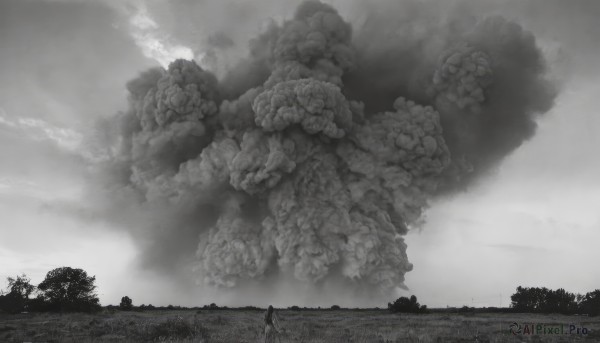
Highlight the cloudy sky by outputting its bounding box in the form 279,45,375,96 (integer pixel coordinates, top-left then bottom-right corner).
0,0,598,308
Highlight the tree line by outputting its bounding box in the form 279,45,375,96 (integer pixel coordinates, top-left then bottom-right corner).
0,267,99,313
2,268,599,316
388,287,600,315
510,286,600,316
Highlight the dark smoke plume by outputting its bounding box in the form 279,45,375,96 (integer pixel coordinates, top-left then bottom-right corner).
97,1,555,295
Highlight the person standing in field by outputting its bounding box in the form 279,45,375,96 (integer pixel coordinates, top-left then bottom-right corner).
264,305,282,343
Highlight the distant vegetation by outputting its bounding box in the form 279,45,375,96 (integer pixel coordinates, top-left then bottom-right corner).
0,274,34,314
2,269,599,317
119,296,133,311
0,267,100,313
510,286,600,316
388,295,428,314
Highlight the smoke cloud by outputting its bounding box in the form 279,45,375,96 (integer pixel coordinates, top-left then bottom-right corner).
94,0,556,299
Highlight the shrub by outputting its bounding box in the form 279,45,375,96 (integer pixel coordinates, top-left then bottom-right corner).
388,295,427,314
119,296,133,311
510,286,579,314
0,293,25,314
0,274,36,313
579,290,600,316
458,306,475,313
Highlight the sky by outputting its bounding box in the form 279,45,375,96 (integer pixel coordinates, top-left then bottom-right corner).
0,0,598,308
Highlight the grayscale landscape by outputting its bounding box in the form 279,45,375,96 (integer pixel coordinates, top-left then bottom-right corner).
1,0,599,342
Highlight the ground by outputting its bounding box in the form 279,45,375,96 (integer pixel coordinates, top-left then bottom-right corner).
0,309,598,342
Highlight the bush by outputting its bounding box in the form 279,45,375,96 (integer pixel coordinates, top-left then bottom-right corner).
0,293,25,314
28,296,51,312
510,286,579,314
388,295,427,314
120,296,133,311
579,290,600,316
0,274,35,313
458,306,475,313
330,305,341,310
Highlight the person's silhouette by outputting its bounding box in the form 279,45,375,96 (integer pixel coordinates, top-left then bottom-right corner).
264,305,282,342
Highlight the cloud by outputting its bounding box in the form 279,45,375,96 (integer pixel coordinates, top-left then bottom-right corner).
0,109,82,151
126,4,195,68
88,0,557,303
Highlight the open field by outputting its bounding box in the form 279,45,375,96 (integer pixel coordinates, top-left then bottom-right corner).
1,309,598,342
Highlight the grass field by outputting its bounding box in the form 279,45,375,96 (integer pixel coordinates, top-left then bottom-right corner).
0,309,598,342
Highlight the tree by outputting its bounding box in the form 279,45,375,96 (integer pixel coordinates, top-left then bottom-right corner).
510,286,581,314
7,274,35,299
37,267,100,312
388,295,427,313
579,290,600,316
511,286,547,312
120,296,133,310
543,288,578,314
0,274,35,313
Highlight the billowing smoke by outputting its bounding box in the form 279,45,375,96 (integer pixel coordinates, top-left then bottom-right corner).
96,1,555,298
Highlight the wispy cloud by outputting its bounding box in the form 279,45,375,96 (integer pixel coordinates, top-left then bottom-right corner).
126,4,195,68
0,108,82,152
